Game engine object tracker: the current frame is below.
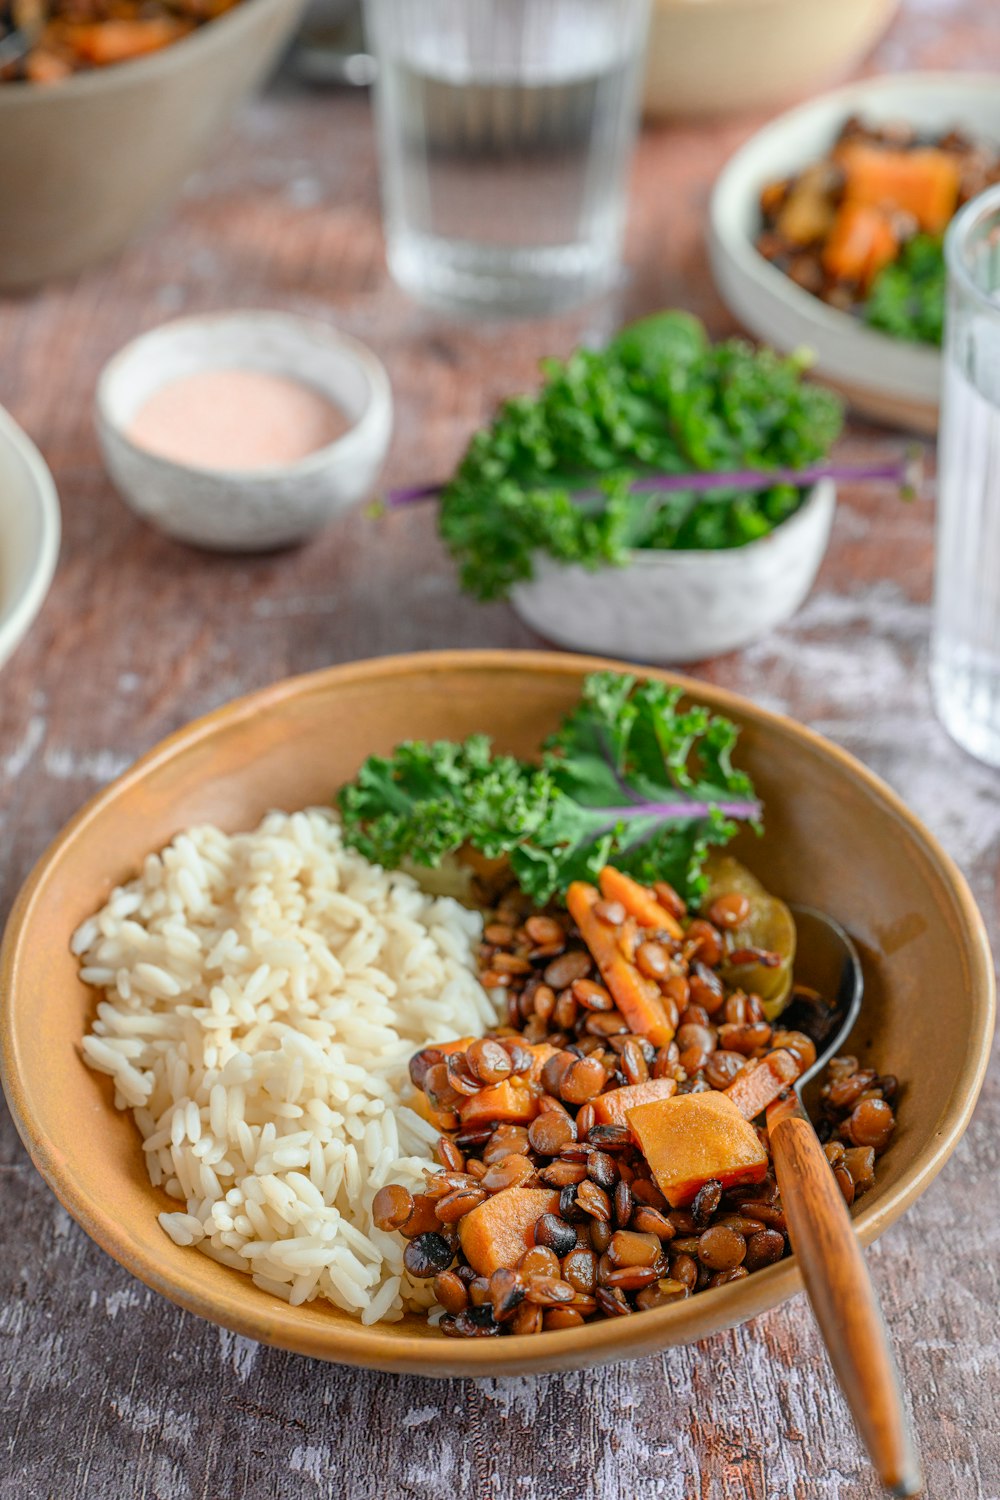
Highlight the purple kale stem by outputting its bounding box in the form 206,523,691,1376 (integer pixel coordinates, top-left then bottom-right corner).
384,453,921,508
625,458,913,498
600,798,761,822
385,480,443,505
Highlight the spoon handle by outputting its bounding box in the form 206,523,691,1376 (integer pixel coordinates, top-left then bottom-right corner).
767,1092,923,1497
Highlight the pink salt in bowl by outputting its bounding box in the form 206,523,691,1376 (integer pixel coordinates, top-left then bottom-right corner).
95,311,393,552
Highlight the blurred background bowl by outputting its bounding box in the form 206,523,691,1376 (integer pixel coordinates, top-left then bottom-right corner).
709,72,1000,430
0,405,61,674
642,0,899,120
0,0,306,291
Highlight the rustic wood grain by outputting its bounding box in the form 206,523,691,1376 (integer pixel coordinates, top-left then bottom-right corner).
2,3,1000,1496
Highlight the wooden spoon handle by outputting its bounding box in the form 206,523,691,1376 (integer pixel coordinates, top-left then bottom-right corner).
768,1095,923,1497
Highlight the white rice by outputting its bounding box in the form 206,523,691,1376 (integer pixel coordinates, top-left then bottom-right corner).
76,808,498,1322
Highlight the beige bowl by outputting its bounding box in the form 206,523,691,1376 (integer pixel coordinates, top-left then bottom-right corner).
0,651,993,1376
0,0,305,291
642,0,900,120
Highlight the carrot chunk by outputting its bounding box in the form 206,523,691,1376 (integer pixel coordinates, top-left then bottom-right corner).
598,867,684,940
434,1037,479,1056
627,1091,768,1208
821,202,899,289
567,882,676,1046
66,17,192,66
457,1078,540,1127
836,141,960,235
592,1077,677,1127
409,1090,459,1134
459,1188,561,1276
723,1049,800,1121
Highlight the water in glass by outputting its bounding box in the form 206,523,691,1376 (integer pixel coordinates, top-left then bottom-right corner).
931,189,1000,767
364,0,650,317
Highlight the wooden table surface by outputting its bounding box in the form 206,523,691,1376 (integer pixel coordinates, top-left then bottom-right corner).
2,4,999,1497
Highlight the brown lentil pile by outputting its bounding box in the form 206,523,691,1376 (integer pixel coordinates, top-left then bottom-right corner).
372,874,899,1338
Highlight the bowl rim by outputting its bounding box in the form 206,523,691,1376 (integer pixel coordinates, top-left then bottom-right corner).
93,310,394,485
515,478,834,582
1,648,994,1372
709,70,1000,398
0,0,298,103
0,404,61,672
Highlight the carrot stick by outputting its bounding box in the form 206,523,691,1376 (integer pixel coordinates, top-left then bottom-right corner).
567,881,676,1046
598,866,684,940
724,1050,800,1121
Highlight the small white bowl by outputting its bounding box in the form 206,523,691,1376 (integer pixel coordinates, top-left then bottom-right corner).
95,312,393,551
710,72,1000,432
510,480,835,663
0,405,61,675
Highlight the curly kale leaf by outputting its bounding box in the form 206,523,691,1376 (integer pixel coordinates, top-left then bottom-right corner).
438,311,843,601
337,671,761,906
865,235,945,347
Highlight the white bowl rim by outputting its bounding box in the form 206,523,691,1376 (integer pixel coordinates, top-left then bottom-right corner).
94,310,393,485
516,478,834,579
710,70,1000,390
0,0,295,103
0,406,61,672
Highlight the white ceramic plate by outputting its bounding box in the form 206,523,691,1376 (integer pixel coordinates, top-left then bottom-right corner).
0,406,60,674
709,72,1000,432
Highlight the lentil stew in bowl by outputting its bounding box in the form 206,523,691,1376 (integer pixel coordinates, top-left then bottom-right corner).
372,856,899,1339
0,651,992,1373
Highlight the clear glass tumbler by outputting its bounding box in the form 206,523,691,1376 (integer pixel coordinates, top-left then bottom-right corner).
931,184,1000,767
362,0,651,318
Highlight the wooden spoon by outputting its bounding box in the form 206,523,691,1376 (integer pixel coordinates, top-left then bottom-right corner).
769,905,923,1497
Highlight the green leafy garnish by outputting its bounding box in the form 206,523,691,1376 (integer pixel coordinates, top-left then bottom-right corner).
437,311,843,601
338,671,761,907
865,235,945,346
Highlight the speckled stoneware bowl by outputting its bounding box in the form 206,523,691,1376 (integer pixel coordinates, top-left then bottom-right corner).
510,481,835,662
0,405,61,675
95,312,393,551
0,651,993,1376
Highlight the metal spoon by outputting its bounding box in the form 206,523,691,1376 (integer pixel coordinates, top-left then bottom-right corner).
767,905,922,1497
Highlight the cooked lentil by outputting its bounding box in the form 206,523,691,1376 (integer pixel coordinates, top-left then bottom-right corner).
390,871,900,1336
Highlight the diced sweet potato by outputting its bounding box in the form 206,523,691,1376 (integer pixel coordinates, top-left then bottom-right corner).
724,1049,799,1121
597,867,684,940
567,882,675,1046
627,1091,768,1208
836,141,960,235
458,1188,561,1276
592,1077,678,1127
458,1077,540,1127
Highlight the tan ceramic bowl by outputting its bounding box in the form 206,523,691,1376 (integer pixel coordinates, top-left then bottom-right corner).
0,0,305,291
642,0,899,120
0,651,993,1376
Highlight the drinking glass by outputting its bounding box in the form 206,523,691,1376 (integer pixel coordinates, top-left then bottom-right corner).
361,0,651,318
931,184,1000,767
